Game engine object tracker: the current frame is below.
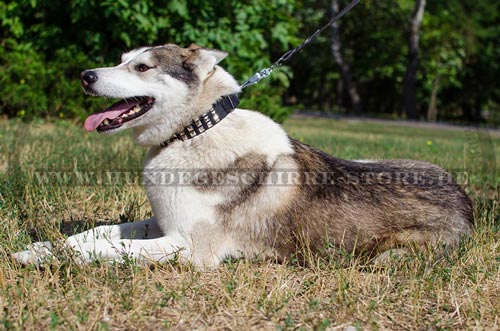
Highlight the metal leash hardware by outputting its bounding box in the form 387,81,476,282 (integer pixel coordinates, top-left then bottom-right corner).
240,68,275,89
240,0,360,89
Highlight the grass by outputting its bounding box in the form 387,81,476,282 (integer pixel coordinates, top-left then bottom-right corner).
0,116,498,330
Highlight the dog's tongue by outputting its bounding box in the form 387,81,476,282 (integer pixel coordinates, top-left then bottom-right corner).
84,99,139,132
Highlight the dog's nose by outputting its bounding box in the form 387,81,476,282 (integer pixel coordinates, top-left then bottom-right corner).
81,70,98,86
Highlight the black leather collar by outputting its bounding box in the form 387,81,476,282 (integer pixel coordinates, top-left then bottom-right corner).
160,94,239,148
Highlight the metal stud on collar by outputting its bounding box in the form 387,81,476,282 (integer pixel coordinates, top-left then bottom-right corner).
160,94,240,148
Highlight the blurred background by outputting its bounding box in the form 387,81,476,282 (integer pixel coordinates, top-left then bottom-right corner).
1,0,499,126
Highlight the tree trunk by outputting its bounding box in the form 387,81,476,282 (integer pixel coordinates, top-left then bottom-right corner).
336,79,344,110
330,0,361,114
403,0,426,120
427,74,440,121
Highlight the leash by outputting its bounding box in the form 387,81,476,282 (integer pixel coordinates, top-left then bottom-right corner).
160,0,360,147
240,0,360,89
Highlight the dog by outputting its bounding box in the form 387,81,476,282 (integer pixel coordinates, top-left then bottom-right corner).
13,43,473,267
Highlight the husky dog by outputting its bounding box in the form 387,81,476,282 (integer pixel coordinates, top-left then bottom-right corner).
13,44,473,267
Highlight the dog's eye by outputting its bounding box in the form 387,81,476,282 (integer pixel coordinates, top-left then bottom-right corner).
135,64,151,72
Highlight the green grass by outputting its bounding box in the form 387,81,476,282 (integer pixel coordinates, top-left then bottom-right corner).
0,117,498,330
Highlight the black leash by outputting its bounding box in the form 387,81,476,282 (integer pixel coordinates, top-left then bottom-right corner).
160,0,360,148
240,0,360,89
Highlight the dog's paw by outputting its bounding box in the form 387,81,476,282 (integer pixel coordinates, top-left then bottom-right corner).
12,241,55,266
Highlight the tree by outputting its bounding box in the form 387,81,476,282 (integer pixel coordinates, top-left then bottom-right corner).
403,0,426,119
330,0,361,113
1,0,499,125
0,0,301,122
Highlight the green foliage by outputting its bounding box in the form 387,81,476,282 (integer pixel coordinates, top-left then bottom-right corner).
419,0,500,121
0,39,107,119
289,0,500,123
0,0,300,121
0,0,499,124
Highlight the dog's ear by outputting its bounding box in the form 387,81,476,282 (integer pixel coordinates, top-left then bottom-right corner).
184,45,228,74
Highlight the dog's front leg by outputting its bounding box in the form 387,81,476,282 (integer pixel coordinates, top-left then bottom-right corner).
12,218,163,265
74,234,190,264
66,217,162,248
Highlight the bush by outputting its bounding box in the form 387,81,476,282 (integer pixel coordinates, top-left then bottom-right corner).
0,0,300,122
0,40,109,120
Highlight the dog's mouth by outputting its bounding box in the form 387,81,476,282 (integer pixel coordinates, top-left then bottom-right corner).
84,96,155,132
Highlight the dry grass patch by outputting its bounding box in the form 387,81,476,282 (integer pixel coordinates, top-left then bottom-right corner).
0,118,498,330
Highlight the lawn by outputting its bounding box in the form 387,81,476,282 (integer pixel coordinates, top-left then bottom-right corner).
0,117,498,330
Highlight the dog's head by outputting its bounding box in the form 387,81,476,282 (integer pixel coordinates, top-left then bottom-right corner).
81,44,233,138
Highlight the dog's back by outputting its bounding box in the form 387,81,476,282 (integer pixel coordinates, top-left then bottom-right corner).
262,139,473,259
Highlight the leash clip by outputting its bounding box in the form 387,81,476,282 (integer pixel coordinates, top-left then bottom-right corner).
240,67,274,89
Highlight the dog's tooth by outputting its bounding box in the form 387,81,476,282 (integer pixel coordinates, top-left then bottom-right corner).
103,119,110,125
